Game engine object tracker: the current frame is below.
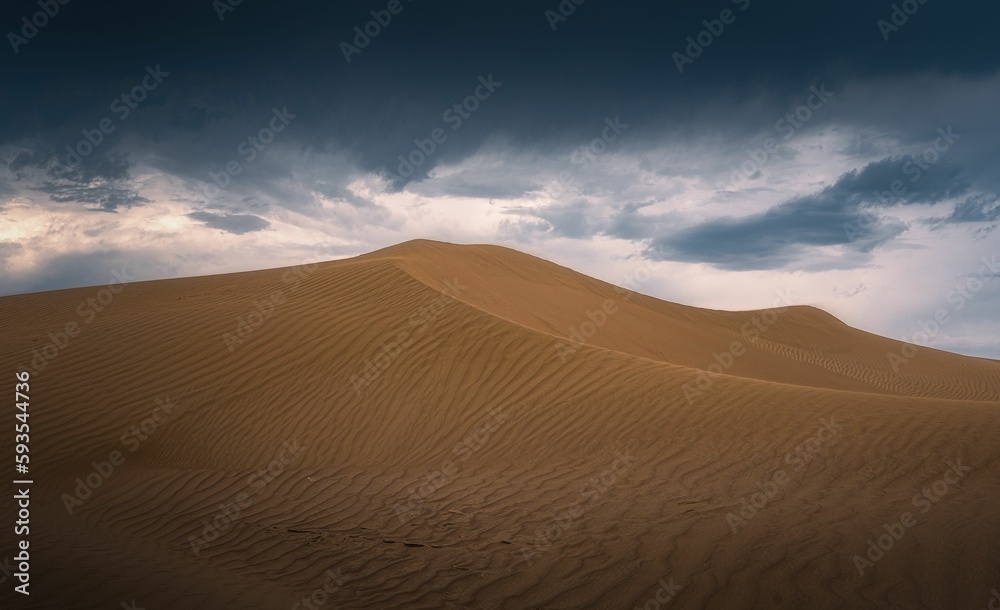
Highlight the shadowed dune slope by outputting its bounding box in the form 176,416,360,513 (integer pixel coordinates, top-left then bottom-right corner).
0,239,998,609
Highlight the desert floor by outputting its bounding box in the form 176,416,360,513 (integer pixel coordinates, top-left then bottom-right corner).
2,240,998,609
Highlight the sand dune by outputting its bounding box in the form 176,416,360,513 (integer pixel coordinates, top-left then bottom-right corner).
1,239,998,609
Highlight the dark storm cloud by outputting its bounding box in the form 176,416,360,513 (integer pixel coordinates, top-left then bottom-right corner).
5,147,131,183
3,0,1000,181
503,154,976,270
2,0,999,278
644,155,971,270
38,182,148,212
922,193,1000,237
187,211,270,234
825,153,968,204
7,150,50,173
4,146,145,211
940,194,1000,224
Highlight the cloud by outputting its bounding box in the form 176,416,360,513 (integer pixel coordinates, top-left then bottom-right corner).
0,241,22,269
39,182,149,212
6,147,133,184
407,165,541,200
0,249,135,296
503,200,595,239
187,211,270,234
4,146,147,211
605,201,659,240
922,193,1000,238
940,194,1000,224
7,150,51,173
645,156,970,270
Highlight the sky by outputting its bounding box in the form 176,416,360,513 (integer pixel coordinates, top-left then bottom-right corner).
1,0,998,358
